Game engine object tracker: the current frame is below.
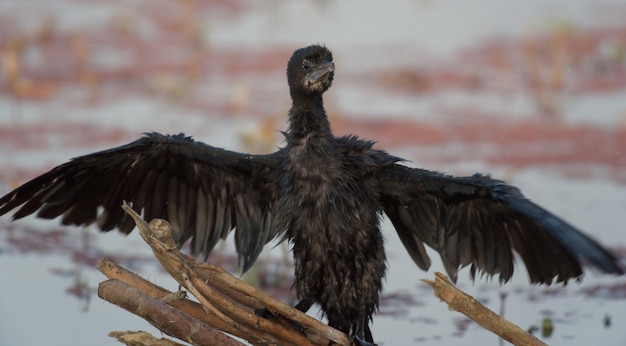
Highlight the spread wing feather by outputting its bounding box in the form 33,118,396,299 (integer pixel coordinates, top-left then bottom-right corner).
0,132,282,271
379,165,623,283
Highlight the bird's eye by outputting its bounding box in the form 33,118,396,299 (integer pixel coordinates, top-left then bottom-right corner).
302,60,312,70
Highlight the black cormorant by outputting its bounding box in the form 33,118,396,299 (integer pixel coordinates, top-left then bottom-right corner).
0,45,622,345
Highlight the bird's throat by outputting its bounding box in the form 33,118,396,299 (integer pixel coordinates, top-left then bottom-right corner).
286,98,333,147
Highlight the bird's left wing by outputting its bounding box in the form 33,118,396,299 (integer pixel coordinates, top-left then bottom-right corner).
378,165,623,284
0,132,283,271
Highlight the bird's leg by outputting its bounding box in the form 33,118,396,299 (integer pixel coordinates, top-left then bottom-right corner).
353,315,376,346
293,297,314,312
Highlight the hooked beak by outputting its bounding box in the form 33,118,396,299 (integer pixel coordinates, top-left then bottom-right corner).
306,61,335,84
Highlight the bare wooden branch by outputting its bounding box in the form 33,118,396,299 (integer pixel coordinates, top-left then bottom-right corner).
108,330,186,346
194,264,348,344
98,279,244,346
98,259,246,339
109,201,351,346
185,271,315,346
181,270,302,346
422,272,548,346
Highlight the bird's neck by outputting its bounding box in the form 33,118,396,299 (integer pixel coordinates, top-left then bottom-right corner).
286,95,333,145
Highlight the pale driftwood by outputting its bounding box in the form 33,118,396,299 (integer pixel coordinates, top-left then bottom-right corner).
98,259,245,340
98,279,244,346
192,264,348,344
97,201,352,346
422,272,548,346
108,330,187,346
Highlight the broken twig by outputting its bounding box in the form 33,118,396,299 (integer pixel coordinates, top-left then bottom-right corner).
422,273,547,346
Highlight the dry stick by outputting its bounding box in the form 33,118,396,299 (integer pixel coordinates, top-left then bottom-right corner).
187,273,316,346
195,264,349,345
188,262,325,345
181,269,289,346
159,249,316,344
194,263,332,345
193,264,266,309
120,206,288,346
123,206,306,346
120,202,348,346
98,279,244,346
109,330,186,346
182,271,304,346
422,272,548,346
98,258,246,340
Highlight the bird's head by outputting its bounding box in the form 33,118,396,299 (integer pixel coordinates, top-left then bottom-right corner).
287,44,334,98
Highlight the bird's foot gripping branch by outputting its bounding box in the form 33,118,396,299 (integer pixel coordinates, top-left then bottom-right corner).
97,201,351,346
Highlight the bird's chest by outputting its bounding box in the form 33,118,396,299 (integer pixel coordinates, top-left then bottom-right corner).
279,143,351,227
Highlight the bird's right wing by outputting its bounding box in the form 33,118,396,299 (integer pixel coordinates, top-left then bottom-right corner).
378,164,623,284
0,132,282,271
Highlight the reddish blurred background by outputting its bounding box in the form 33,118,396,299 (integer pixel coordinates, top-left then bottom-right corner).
1,1,625,345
